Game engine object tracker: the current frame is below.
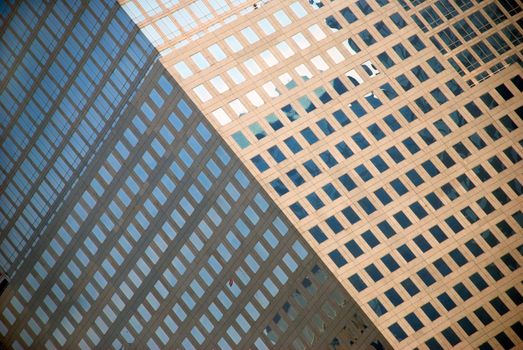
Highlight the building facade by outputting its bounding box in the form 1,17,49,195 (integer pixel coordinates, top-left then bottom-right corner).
0,1,388,349
1,0,522,349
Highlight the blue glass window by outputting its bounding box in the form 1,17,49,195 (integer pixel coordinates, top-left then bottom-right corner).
425,192,444,210
380,83,398,99
323,183,341,200
352,132,370,149
429,225,448,243
378,52,395,68
319,150,338,168
374,187,392,205
359,29,377,45
287,169,305,186
358,197,377,214
362,230,380,248
392,43,411,59
405,312,424,331
434,119,452,136
349,100,367,117
394,211,412,228
406,169,424,186
415,96,433,113
270,179,289,196
397,244,416,262
340,7,358,23
330,78,348,95
410,202,428,219
403,137,420,154
445,215,464,233
417,267,436,286
316,120,335,137
383,114,401,131
348,273,367,291
332,109,350,126
365,263,384,282
281,104,300,121
303,160,322,177
251,155,269,172
391,283,411,303
306,192,325,210
300,127,319,144
284,136,302,154
371,155,389,172
386,146,405,163
422,160,440,177
335,141,354,158
266,113,284,130
268,145,286,163
399,105,417,122
388,323,407,342
345,239,364,258
355,164,373,182
391,178,408,195
377,220,396,238
402,278,420,296
381,254,400,272
290,202,308,219
339,174,357,191
309,226,327,243
396,74,414,91
414,235,432,252
328,249,347,267
342,206,361,224
368,123,386,140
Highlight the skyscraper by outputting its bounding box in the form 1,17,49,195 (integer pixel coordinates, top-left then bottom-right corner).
1,0,522,349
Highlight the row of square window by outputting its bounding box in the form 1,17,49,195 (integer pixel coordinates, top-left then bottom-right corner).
478,321,523,350
117,235,308,350
249,80,467,179
0,89,230,333
281,93,520,222
172,1,316,77
193,32,385,120
386,264,523,344
394,320,522,350
171,0,397,80
292,126,521,226
187,11,413,123
212,56,380,128
5,87,312,348
343,183,522,263
124,0,221,24
347,207,523,298
174,5,407,83
315,154,522,253
369,235,522,317
232,53,446,151
333,180,523,271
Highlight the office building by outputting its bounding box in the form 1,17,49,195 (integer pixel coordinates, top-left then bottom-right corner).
1,0,522,349
0,1,388,349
